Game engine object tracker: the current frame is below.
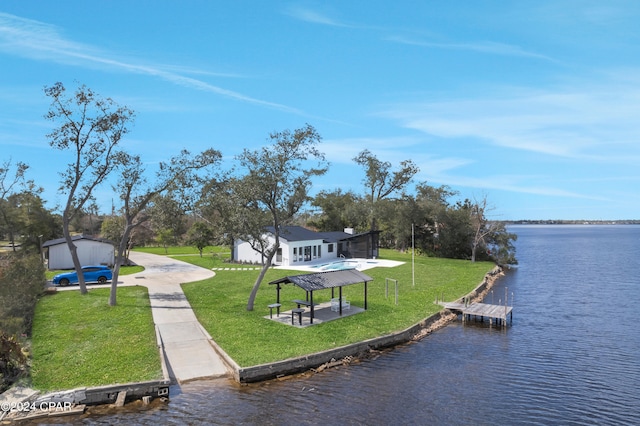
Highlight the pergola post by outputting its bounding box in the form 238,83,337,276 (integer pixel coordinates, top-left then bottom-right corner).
364,281,368,310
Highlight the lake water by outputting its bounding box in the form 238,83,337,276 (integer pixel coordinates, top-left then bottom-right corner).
53,225,640,425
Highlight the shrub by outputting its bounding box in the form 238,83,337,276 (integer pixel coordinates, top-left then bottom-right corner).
0,332,28,393
0,253,46,390
0,253,46,336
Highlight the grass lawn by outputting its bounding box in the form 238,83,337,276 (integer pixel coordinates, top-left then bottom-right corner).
182,249,494,367
134,246,231,269
30,286,162,392
133,245,229,257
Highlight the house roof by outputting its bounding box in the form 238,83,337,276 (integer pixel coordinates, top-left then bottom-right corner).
42,235,115,248
265,225,365,243
265,225,322,242
317,231,354,243
269,269,373,292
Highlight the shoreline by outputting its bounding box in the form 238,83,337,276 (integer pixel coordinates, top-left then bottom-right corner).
1,265,503,421
228,265,504,383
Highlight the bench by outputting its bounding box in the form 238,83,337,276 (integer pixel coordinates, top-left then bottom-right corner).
291,308,305,325
331,297,350,312
267,303,281,318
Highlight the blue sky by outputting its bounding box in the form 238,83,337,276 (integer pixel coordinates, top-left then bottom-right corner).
1,1,639,221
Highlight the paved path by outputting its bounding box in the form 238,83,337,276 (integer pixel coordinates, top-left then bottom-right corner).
56,252,230,383
126,252,230,383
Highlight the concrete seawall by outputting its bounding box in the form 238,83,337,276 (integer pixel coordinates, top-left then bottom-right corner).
233,265,504,383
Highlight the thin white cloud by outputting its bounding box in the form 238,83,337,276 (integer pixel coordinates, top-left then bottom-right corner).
387,35,554,61
431,173,608,201
0,12,302,114
379,77,640,163
284,5,348,27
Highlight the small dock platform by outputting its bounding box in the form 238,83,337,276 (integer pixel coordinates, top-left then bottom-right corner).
443,302,513,326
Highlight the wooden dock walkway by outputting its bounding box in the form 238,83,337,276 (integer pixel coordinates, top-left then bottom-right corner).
442,302,513,326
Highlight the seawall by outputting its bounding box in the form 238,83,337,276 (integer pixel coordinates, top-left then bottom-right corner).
228,265,504,383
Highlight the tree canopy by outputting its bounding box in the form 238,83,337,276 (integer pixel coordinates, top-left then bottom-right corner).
230,124,328,310
44,82,135,294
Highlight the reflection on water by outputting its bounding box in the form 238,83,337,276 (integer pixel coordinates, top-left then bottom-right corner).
42,225,640,425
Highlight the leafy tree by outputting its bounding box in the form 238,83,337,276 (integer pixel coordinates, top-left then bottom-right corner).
44,82,134,294
186,221,215,257
234,124,328,311
108,149,221,305
100,215,125,243
156,228,174,253
0,159,30,251
414,183,458,255
70,202,103,236
484,221,518,266
352,149,418,230
309,189,368,232
436,201,474,259
10,190,60,256
197,176,265,263
469,196,517,264
148,194,188,246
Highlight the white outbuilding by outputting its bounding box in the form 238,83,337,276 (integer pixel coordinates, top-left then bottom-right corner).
42,235,115,270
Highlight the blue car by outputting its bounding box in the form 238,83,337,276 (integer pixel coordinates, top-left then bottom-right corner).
52,265,113,286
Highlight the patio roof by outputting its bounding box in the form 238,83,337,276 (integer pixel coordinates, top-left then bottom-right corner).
269,269,374,324
269,269,373,292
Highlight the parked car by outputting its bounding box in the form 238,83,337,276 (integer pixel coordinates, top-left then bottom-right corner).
52,265,113,286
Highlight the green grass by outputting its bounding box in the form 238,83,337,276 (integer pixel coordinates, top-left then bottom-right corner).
133,245,229,256
133,246,231,269
29,248,494,391
182,249,494,367
30,286,162,392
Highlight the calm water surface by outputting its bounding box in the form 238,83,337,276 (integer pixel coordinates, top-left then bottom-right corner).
50,225,640,425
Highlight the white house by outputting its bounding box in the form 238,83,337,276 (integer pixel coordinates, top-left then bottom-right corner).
43,235,115,270
233,226,380,267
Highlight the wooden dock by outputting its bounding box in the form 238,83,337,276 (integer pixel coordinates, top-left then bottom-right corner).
443,302,513,326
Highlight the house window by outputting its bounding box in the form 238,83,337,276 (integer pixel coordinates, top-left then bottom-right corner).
276,248,282,263
318,245,321,258
304,246,311,261
293,247,297,262
328,243,334,253
313,245,317,258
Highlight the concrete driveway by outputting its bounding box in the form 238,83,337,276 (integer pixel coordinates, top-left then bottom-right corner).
52,251,230,383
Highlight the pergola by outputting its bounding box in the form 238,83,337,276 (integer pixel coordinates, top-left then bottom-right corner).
269,269,373,324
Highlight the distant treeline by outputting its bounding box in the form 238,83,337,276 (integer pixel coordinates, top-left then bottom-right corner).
507,220,640,225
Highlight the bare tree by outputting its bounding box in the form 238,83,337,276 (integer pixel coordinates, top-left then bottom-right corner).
108,149,221,305
44,82,134,294
469,195,518,264
234,124,328,311
469,195,501,262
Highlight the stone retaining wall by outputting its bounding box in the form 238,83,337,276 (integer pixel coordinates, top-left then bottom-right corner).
234,265,503,383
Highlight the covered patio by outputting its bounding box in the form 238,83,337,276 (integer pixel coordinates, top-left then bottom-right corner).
268,269,374,326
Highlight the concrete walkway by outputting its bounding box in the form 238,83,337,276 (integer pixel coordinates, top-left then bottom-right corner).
126,252,230,383
56,252,230,383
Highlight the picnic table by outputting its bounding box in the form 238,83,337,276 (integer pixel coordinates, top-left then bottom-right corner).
292,299,314,309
